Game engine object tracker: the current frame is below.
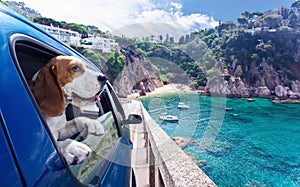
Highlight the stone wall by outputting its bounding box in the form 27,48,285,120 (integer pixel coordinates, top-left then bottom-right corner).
123,99,216,187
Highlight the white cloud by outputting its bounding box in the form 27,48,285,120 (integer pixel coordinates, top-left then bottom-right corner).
21,0,218,36
170,2,182,10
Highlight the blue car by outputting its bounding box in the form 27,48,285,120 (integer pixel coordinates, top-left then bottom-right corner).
0,4,140,186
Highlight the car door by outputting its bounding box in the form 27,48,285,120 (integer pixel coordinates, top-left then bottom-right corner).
0,112,23,187
68,84,132,186
1,5,133,186
1,7,78,186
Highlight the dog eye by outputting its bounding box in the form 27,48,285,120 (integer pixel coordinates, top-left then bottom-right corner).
72,66,81,72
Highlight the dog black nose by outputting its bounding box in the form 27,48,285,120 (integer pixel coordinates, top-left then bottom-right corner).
98,75,107,82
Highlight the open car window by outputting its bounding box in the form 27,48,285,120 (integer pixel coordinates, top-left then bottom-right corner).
9,33,121,185
68,88,120,185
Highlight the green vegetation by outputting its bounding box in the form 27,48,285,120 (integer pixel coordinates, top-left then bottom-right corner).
9,0,300,89
76,48,125,83
33,16,109,38
82,0,299,88
131,1,300,88
0,0,7,5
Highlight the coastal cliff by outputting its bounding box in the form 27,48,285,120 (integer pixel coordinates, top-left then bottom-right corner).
113,46,164,98
10,0,300,101
103,36,300,100
205,53,300,100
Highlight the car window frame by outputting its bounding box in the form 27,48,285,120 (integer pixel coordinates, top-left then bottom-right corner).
9,33,66,144
8,33,127,186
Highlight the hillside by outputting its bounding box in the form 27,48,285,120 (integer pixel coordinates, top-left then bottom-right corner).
125,1,300,100
5,1,41,19
72,1,300,99
5,0,300,100
5,1,106,38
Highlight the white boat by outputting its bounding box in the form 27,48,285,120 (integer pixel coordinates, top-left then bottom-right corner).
177,102,189,109
159,115,179,121
246,98,255,102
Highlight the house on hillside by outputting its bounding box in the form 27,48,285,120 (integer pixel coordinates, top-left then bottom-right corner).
37,24,118,52
37,24,81,46
80,36,118,53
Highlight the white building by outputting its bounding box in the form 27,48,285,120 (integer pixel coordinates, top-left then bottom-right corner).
38,24,81,46
148,35,163,43
80,36,118,53
38,24,118,53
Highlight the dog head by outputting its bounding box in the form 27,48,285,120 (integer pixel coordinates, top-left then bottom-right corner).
62,62,107,107
31,56,107,117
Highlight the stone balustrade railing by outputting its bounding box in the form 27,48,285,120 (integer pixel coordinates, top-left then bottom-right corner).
122,99,217,187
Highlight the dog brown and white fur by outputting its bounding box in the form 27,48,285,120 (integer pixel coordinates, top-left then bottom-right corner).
31,56,106,165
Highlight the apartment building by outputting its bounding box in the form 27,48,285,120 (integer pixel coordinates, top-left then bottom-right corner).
37,24,81,46
80,36,118,53
38,24,118,53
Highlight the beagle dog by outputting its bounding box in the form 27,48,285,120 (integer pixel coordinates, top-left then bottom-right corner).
31,56,107,165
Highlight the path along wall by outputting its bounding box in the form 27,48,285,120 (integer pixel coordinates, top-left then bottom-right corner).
122,99,217,187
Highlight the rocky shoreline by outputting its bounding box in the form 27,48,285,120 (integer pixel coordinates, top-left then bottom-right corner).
203,66,300,103
203,82,300,104
127,82,300,105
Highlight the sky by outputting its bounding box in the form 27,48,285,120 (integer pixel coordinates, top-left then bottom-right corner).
20,0,295,37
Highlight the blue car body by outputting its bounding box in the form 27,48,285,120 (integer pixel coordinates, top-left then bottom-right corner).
0,4,134,186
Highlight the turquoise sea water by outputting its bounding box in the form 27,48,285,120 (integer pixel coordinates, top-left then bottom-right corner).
140,93,300,187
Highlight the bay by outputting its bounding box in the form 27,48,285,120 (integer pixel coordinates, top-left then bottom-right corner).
140,93,300,187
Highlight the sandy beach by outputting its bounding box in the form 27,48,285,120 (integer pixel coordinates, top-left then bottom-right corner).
127,83,194,98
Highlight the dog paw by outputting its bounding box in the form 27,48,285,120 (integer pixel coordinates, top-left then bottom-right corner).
75,117,105,136
57,139,92,165
87,119,105,136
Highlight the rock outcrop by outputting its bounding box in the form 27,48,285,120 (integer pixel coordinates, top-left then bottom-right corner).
253,86,271,98
206,75,251,97
113,46,164,98
205,56,300,100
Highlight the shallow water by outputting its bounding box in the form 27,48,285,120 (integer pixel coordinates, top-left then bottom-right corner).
140,93,300,187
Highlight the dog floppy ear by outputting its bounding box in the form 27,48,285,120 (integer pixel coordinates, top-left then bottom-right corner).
31,63,65,117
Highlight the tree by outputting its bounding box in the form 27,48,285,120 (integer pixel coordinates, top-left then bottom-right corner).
288,13,298,28
63,23,87,34
278,6,289,19
185,34,190,43
216,21,237,36
178,36,185,44
105,52,125,82
0,0,7,5
183,36,208,62
252,11,263,17
165,34,169,43
255,42,273,58
241,11,253,19
237,17,249,27
263,15,282,29
159,35,163,42
33,16,62,27
291,0,300,11
170,37,175,44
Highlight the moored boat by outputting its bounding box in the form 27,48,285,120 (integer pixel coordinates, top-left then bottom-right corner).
177,102,190,109
246,98,255,102
159,115,179,121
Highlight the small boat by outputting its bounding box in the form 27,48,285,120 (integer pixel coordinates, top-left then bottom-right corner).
177,102,190,109
246,98,255,102
159,115,179,121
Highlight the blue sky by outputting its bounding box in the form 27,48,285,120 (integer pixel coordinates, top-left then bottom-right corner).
21,0,295,34
180,0,295,22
